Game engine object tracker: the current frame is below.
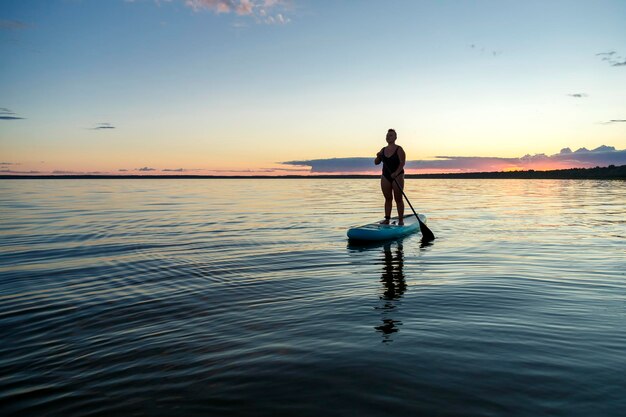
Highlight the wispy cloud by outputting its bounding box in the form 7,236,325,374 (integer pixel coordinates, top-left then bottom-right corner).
90,122,115,130
137,166,157,171
160,167,207,173
0,19,29,30
0,170,42,174
209,166,308,174
596,50,626,67
183,0,291,24
0,108,24,120
52,170,104,174
602,119,626,124
0,169,110,175
469,43,502,57
282,146,626,174
568,93,588,98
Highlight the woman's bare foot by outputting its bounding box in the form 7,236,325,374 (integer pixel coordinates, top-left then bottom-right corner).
380,217,390,225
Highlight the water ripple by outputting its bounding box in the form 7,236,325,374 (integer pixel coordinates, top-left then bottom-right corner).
0,179,625,416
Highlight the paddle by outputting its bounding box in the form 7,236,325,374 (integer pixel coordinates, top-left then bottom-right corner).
381,158,435,241
392,176,435,241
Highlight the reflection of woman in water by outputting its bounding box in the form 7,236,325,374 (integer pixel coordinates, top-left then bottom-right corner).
374,129,406,225
375,242,406,342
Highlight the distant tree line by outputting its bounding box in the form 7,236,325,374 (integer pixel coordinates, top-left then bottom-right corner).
405,164,626,180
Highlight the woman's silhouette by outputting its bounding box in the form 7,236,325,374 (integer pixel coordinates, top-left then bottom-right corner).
375,129,406,225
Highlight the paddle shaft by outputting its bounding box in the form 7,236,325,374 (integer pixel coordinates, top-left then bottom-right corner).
392,176,435,241
392,177,417,218
380,158,436,241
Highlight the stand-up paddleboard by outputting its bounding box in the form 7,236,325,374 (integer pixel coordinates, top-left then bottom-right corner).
347,213,427,241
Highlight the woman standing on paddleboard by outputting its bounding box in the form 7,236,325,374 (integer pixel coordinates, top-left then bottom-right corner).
375,129,406,225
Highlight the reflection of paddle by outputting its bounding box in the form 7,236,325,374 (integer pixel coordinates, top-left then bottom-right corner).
382,159,435,241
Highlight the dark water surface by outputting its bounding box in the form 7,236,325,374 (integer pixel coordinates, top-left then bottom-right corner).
1,179,625,416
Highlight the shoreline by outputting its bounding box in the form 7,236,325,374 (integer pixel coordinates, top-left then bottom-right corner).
1,164,625,180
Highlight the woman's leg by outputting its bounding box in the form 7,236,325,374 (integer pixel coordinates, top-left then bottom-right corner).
392,175,405,225
380,176,393,223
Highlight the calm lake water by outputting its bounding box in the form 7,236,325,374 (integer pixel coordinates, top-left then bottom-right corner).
1,179,625,417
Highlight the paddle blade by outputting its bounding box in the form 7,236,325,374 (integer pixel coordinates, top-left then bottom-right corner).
417,216,436,241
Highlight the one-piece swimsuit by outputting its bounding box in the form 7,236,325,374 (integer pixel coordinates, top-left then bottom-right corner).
380,146,404,182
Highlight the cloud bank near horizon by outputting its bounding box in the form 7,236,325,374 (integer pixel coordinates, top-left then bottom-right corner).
282,146,626,174
0,165,308,175
2,147,624,176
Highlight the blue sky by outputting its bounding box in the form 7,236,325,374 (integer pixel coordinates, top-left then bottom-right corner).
1,0,625,174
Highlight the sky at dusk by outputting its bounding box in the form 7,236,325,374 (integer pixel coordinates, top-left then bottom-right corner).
1,0,625,175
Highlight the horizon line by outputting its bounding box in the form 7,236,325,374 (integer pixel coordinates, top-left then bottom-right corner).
1,164,624,180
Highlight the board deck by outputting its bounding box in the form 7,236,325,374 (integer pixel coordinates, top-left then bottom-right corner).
347,214,426,241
